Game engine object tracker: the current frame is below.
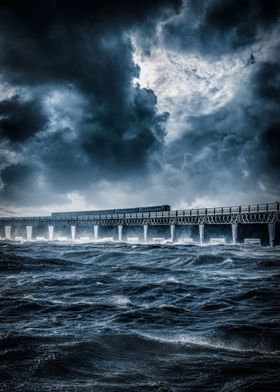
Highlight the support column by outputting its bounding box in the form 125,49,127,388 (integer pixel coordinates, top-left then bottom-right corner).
144,224,148,243
26,226,32,241
268,223,275,247
118,225,123,242
94,225,99,241
199,224,204,245
48,226,54,241
170,224,175,243
71,225,76,241
231,223,238,245
4,226,11,240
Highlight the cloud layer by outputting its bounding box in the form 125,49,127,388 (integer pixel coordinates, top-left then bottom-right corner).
0,0,279,214
135,0,280,207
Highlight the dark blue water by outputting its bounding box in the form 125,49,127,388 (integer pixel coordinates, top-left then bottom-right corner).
1,242,280,391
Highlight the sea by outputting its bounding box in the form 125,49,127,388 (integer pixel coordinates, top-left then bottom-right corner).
0,241,280,391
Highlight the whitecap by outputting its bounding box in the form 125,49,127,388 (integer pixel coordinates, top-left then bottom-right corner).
222,258,233,264
158,276,180,284
112,295,132,306
139,332,278,355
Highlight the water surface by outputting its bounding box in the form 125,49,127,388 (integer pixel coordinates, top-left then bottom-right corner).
1,242,280,391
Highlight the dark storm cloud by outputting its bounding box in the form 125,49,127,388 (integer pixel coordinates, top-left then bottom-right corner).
0,0,279,210
165,54,280,202
0,160,67,207
0,0,181,87
1,163,41,205
252,61,280,182
0,0,179,205
162,0,280,55
253,61,280,102
0,95,48,141
151,0,280,204
29,85,168,193
262,124,280,174
81,86,168,177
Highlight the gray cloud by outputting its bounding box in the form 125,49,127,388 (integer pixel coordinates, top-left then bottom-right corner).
0,1,179,209
164,57,280,204
0,95,48,141
0,0,279,213
162,0,280,56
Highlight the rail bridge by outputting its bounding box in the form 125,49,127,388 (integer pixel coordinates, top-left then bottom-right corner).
0,202,279,246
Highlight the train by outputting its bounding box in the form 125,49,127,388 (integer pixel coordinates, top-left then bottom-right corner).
51,205,171,219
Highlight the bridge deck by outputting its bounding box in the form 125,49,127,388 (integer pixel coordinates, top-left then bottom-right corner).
0,202,279,226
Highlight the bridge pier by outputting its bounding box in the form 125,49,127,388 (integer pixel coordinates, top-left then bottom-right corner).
199,224,204,245
26,226,32,241
94,225,99,241
4,226,11,240
118,225,123,241
48,225,54,241
170,224,175,243
268,223,275,247
71,225,76,241
231,223,238,244
144,224,148,243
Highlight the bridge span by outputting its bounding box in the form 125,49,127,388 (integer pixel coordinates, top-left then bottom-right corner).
0,202,279,246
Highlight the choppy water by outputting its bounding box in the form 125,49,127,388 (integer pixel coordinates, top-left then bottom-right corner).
1,242,280,391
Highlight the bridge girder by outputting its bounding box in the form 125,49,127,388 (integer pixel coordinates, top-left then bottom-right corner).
0,211,278,227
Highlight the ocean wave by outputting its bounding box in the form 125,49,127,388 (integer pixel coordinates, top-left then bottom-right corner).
138,332,280,355
1,241,280,390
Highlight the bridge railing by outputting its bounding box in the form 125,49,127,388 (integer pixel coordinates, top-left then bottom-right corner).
268,203,278,211
0,216,51,221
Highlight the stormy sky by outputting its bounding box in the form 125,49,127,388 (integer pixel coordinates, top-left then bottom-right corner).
0,0,279,215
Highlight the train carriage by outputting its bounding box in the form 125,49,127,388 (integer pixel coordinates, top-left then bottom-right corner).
51,205,171,219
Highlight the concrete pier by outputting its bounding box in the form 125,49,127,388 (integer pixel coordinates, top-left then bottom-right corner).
26,226,32,241
94,225,99,241
48,226,54,241
268,223,275,247
71,225,76,241
170,224,175,242
199,224,204,245
231,223,238,244
4,226,11,240
118,225,123,241
144,224,148,243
